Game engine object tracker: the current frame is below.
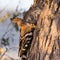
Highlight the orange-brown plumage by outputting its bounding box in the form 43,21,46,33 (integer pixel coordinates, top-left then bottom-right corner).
11,17,36,58
11,18,36,37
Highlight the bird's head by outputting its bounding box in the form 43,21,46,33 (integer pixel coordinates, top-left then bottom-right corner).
10,18,23,26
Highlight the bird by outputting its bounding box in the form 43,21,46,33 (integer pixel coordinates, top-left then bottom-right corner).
10,17,36,59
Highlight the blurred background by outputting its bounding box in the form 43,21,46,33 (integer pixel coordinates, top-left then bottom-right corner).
0,0,33,60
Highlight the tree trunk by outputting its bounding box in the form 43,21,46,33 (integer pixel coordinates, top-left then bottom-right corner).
23,0,60,60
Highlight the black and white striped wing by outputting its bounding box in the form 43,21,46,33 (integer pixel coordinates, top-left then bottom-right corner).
18,30,34,57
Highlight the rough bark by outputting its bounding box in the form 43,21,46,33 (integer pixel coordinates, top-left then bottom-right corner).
22,0,60,60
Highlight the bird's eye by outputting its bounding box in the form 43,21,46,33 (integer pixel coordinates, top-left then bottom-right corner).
12,23,19,31
13,23,18,27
